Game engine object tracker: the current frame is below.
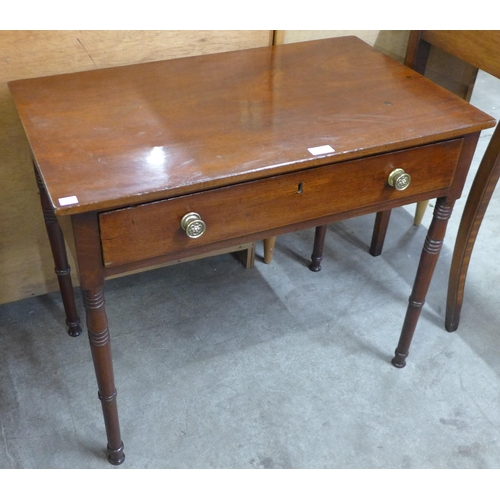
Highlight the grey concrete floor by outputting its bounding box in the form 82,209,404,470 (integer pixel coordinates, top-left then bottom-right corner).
1,71,499,470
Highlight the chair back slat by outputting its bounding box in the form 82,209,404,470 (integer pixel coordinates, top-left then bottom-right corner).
421,30,500,80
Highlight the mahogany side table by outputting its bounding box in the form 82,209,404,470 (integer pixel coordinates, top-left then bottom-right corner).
9,36,495,465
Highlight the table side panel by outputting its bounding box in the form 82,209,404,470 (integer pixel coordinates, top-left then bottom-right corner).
99,139,462,268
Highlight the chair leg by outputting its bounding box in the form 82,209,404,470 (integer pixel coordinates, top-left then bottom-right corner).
446,126,500,332
309,225,328,272
414,200,429,226
370,210,392,257
263,237,276,264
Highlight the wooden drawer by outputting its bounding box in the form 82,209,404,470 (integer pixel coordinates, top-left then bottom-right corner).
99,139,463,267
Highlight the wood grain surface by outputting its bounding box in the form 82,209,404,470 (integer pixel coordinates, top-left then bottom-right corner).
10,37,494,217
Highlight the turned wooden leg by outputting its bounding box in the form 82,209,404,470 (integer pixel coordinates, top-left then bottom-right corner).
35,166,81,336
83,287,124,465
370,210,392,257
309,225,327,272
446,126,500,332
263,237,276,264
392,198,454,368
72,212,124,465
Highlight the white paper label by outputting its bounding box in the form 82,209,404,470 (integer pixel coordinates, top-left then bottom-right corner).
308,145,335,155
58,195,79,206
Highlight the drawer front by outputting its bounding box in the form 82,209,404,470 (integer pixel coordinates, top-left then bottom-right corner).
100,139,462,267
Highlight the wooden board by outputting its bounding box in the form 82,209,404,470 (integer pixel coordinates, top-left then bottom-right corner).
278,30,410,61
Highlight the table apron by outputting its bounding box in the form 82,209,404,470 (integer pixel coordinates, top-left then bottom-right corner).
99,139,463,268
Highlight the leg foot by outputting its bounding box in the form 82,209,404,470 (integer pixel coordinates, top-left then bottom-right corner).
309,258,323,272
444,316,460,333
391,350,407,368
66,319,82,337
107,442,125,465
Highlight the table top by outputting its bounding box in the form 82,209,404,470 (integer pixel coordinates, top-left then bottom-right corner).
9,36,495,215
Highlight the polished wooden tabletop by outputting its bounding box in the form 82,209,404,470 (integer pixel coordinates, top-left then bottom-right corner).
9,36,495,215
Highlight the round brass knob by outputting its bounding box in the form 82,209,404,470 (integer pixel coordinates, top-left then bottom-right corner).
388,168,411,191
180,212,206,238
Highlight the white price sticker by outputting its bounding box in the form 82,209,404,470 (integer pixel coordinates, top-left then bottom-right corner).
58,195,79,206
308,145,335,155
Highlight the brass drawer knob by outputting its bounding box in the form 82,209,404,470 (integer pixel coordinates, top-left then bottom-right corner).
180,212,206,238
388,168,411,191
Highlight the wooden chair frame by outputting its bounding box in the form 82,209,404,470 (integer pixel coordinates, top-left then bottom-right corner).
377,31,500,331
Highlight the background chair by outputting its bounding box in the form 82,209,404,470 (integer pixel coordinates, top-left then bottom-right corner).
371,30,500,331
